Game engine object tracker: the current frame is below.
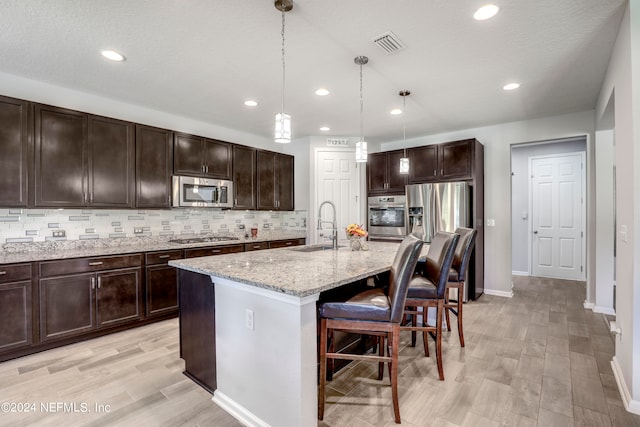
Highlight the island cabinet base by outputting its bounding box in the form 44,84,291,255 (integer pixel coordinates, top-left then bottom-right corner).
178,269,217,393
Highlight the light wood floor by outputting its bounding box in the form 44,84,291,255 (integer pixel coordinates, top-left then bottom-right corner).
1,276,639,426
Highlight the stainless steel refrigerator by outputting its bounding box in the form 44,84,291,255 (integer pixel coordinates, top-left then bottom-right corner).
406,182,472,299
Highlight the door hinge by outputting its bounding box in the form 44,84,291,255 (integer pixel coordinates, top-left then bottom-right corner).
581,265,583,272
581,231,584,237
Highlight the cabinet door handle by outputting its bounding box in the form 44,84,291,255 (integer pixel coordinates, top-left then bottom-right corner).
91,277,95,290
158,255,171,259
253,245,261,249
285,242,292,246
206,165,209,173
88,261,103,266
211,249,221,254
97,277,101,289
441,168,443,175
235,198,238,206
433,170,436,176
0,271,6,275
90,193,93,204
202,165,205,173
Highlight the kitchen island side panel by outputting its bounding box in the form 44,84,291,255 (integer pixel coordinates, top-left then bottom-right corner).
178,269,216,393
212,276,319,427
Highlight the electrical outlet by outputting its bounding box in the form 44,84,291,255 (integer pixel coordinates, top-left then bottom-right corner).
134,227,143,234
245,309,255,331
238,224,245,230
263,223,270,229
52,230,65,237
486,219,496,227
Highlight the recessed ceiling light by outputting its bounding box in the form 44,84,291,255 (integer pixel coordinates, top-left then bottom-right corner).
101,50,126,62
244,100,258,107
390,108,403,115
474,4,499,21
315,88,330,96
503,82,520,91
320,126,330,132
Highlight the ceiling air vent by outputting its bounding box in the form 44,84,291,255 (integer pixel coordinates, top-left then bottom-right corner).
371,31,406,54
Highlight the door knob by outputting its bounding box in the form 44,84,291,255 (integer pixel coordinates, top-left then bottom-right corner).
533,230,538,234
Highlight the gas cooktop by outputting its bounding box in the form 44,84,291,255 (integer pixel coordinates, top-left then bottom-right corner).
169,236,240,244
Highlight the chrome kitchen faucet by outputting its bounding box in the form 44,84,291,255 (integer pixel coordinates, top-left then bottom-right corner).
317,200,338,250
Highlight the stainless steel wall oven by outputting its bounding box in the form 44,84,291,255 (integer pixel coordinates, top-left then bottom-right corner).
367,195,406,241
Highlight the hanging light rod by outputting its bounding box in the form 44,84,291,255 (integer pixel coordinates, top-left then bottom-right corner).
354,56,369,163
399,90,411,175
274,0,293,143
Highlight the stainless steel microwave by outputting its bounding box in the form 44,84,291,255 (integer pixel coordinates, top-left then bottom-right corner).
172,176,234,208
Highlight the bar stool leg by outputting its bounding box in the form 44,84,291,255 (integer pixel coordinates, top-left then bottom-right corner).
436,300,444,380
390,324,401,424
444,286,452,331
458,282,465,347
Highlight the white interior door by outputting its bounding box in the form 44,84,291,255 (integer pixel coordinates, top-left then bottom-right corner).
314,150,360,244
531,153,585,280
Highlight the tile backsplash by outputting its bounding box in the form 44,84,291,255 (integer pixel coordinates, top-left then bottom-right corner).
0,208,308,243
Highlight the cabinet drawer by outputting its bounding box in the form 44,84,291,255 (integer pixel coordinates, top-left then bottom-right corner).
0,263,32,284
244,242,269,252
184,244,244,258
269,238,305,249
39,254,143,277
145,250,183,265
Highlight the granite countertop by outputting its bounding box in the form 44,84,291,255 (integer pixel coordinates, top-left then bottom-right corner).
169,241,429,298
0,232,307,265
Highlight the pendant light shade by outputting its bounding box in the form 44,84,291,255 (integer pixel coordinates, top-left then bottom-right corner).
355,56,369,163
398,90,411,174
274,113,291,143
274,1,292,143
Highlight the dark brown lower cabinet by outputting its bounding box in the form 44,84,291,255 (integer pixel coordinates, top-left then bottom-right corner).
39,273,95,342
0,279,32,352
145,250,182,318
179,269,216,393
39,267,142,341
96,268,142,328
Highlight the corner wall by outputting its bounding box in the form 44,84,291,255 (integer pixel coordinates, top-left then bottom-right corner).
595,1,640,413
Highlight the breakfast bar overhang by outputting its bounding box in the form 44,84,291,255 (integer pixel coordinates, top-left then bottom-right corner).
170,241,424,427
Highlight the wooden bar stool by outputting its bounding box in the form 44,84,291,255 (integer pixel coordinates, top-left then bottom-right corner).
401,231,459,380
444,227,477,347
318,234,424,424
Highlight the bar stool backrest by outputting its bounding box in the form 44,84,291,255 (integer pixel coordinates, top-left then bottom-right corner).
452,227,477,282
388,234,424,323
424,232,460,298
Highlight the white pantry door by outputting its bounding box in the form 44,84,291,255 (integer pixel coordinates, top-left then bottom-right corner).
531,153,585,280
315,150,361,244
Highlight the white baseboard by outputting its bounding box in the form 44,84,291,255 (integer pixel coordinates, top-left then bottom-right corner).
611,356,640,415
583,301,595,310
213,390,269,427
511,270,529,276
483,289,514,298
593,305,616,316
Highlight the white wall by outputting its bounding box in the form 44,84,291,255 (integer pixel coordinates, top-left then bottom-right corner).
595,130,616,315
381,110,595,296
510,138,587,275
595,1,640,412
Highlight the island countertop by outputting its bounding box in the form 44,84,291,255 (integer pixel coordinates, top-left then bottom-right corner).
169,241,426,298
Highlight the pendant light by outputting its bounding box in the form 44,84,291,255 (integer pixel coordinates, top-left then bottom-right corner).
274,0,293,143
399,90,411,174
354,56,369,163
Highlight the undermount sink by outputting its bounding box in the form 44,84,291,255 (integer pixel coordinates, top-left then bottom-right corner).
290,244,345,252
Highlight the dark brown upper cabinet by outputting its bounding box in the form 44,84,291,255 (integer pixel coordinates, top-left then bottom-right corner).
135,125,173,208
33,104,88,207
366,150,407,195
408,139,475,183
88,115,135,207
0,96,30,207
257,151,294,211
232,145,256,210
174,133,232,180
33,105,135,208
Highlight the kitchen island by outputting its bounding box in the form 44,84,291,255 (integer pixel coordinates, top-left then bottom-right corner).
170,241,423,427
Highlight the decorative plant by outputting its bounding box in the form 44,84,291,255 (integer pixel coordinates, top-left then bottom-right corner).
345,223,368,238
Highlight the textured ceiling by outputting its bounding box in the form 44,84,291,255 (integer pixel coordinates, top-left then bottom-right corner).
0,0,627,143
